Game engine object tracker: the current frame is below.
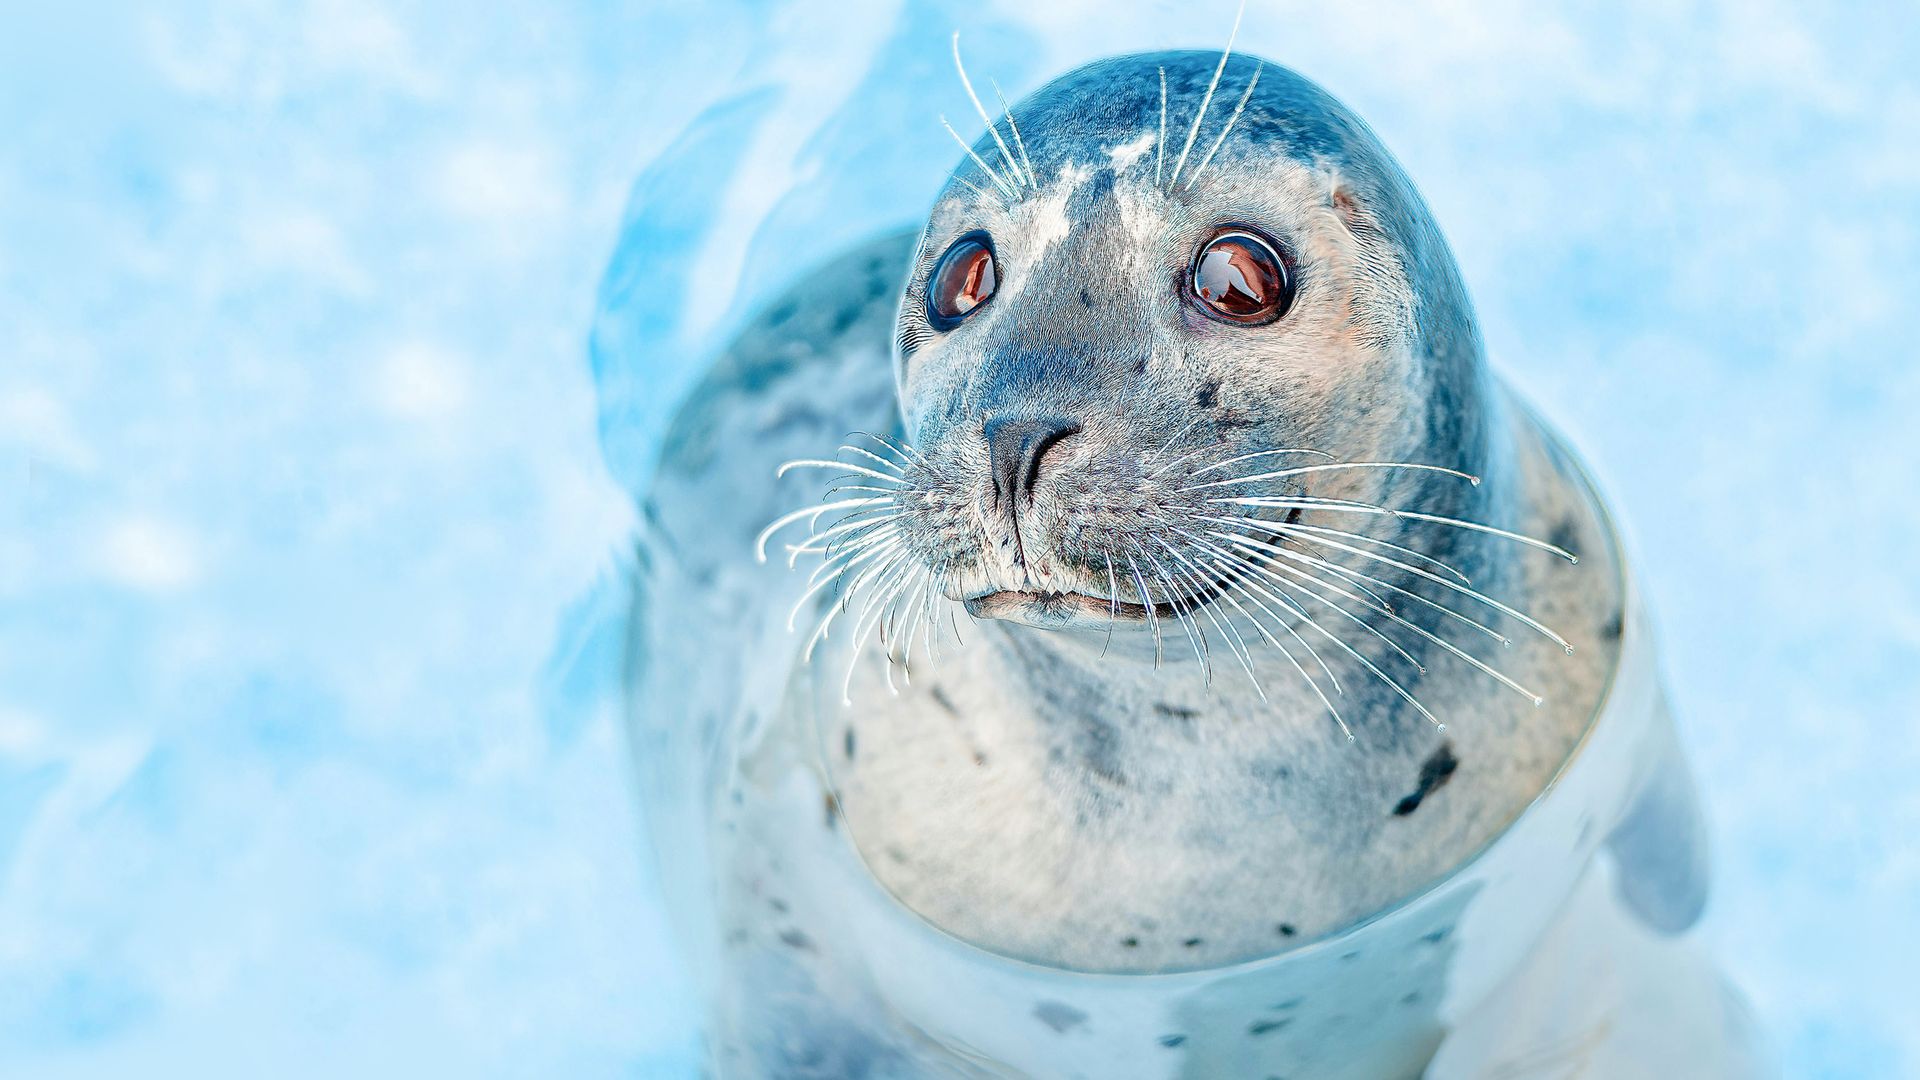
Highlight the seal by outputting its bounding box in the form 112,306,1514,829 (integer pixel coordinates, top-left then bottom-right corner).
623,43,1764,1079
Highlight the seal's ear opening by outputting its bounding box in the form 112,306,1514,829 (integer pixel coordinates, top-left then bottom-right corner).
1330,179,1368,233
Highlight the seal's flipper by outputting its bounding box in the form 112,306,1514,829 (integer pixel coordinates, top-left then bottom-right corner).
1605,696,1711,934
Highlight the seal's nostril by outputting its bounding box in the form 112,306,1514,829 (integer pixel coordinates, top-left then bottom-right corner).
984,416,1081,509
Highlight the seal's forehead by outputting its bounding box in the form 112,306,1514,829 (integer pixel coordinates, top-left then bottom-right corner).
1000,51,1366,182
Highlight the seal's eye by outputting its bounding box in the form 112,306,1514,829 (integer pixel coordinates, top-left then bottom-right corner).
928,232,997,329
1191,229,1293,325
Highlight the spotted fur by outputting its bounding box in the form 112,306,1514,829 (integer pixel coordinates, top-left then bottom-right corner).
624,49,1733,1077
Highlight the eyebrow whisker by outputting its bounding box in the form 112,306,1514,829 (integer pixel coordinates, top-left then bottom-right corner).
951,33,1027,189
1168,0,1246,189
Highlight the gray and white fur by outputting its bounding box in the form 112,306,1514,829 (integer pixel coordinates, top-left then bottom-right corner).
626,48,1739,1078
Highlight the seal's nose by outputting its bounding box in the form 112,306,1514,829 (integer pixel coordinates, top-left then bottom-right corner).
984,415,1081,510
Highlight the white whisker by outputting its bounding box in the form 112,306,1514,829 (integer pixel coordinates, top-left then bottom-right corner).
1189,447,1333,478
778,459,909,485
990,77,1038,187
1173,528,1341,694
803,546,907,661
920,572,943,668
1199,553,1353,738
756,496,894,561
842,556,921,704
1102,555,1120,657
1183,62,1261,191
1125,552,1165,666
952,33,1026,189
1160,541,1264,701
804,524,899,582
821,483,900,498
1213,552,1441,730
1210,526,1512,647
836,444,909,476
1182,460,1480,493
940,114,1018,200
1138,544,1211,684
951,174,994,202
785,515,901,566
1211,512,1471,584
1385,510,1579,563
1263,520,1568,651
1210,526,1404,627
1168,0,1245,189
1155,66,1168,189
788,540,896,632
1235,550,1426,673
1211,530,1546,706
861,431,931,467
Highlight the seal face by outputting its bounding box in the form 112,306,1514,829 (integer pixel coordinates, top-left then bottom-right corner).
621,43,1745,1078
887,53,1483,645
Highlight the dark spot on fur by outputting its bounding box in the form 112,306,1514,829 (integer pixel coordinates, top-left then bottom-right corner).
768,897,789,914
972,750,988,767
823,792,839,829
1121,936,1140,948
1421,926,1453,945
779,929,814,952
928,686,958,716
1393,742,1459,816
830,304,863,335
768,301,797,326
1251,759,1292,784
1158,1034,1186,1048
885,846,908,865
1079,288,1094,308
1155,702,1199,720
1033,1001,1088,1033
1077,718,1130,789
1249,1018,1291,1036
1401,991,1422,1006
1182,937,1203,949
1276,923,1297,938
1340,950,1360,962
1548,516,1580,558
844,727,856,761
1271,997,1302,1011
1195,379,1220,409
1134,354,1149,376
1602,610,1624,640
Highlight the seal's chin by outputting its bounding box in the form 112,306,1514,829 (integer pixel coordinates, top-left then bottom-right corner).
964,586,1219,630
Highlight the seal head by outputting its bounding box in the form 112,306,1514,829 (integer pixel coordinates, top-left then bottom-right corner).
893,52,1495,639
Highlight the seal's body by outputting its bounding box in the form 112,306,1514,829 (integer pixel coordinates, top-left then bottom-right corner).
626,51,1763,1077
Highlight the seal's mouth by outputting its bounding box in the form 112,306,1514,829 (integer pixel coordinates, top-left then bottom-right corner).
961,517,1302,630
963,577,1227,628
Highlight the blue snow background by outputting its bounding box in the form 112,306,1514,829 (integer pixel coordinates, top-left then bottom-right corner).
2,1,1915,1077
